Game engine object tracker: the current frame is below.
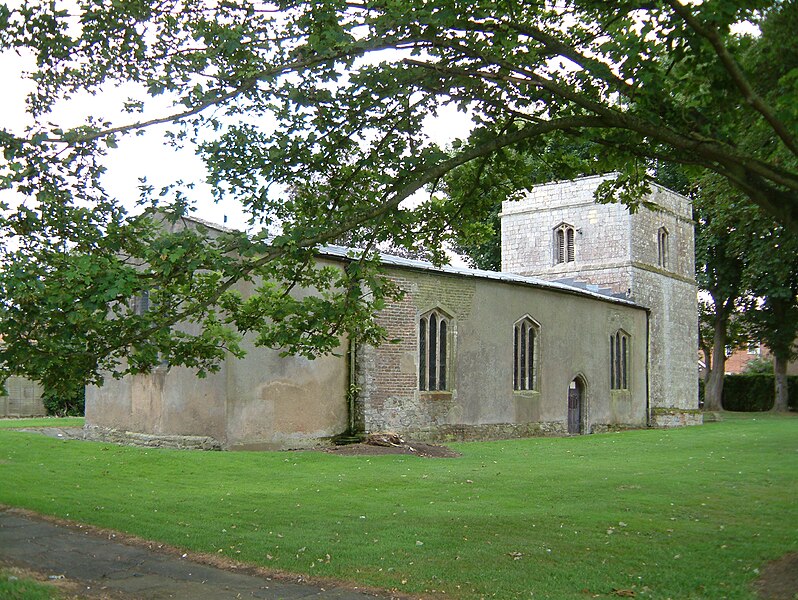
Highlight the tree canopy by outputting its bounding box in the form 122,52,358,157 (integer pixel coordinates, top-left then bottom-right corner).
1,0,796,393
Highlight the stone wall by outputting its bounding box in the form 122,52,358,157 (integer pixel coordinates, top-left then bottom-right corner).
629,184,699,418
1,376,46,417
501,174,633,294
500,175,700,426
357,264,649,440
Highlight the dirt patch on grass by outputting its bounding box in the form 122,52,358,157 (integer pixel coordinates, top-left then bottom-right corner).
753,552,798,600
325,436,461,458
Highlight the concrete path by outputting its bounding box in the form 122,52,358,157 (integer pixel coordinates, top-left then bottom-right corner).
0,509,398,599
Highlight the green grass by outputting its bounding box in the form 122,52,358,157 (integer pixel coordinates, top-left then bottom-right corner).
0,569,62,600
0,417,84,429
1,415,795,599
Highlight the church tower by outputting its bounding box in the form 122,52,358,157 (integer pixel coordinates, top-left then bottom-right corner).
500,174,700,426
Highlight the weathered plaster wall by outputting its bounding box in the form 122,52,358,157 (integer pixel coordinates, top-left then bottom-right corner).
86,260,349,451
357,267,648,441
223,326,348,450
86,351,228,448
221,264,348,450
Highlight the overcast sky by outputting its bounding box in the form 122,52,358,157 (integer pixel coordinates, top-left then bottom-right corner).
0,46,474,235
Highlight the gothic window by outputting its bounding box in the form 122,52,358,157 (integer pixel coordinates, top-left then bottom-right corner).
513,317,539,391
419,309,450,391
553,223,575,264
609,330,629,390
133,290,150,315
657,227,669,268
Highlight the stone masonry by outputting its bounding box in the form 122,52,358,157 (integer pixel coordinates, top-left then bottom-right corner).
501,174,701,426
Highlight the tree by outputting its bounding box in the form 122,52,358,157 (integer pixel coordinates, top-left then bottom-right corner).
0,1,796,393
694,187,751,412
740,214,798,411
694,2,798,412
695,177,798,412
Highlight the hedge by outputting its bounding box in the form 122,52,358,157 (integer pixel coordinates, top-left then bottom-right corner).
703,374,798,412
42,388,85,417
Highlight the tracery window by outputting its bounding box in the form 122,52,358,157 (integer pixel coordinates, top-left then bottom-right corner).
419,309,450,391
610,330,629,390
133,290,150,315
554,223,575,264
513,317,539,391
657,227,669,268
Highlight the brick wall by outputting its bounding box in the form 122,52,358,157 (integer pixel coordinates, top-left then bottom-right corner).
357,272,476,433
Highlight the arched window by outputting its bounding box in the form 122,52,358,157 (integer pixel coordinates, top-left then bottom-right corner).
657,227,669,268
133,290,150,315
554,223,575,264
513,317,539,391
419,309,450,391
610,330,630,390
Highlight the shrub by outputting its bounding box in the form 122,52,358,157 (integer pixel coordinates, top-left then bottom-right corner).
721,374,798,411
42,388,85,417
741,357,773,375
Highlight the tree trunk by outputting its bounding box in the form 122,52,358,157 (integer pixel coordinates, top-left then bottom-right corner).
703,318,728,411
772,354,789,412
700,343,712,383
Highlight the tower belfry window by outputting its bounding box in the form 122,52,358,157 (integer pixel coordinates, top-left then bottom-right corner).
554,223,576,264
657,227,669,268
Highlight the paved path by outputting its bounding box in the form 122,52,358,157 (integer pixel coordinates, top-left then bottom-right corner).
0,509,396,599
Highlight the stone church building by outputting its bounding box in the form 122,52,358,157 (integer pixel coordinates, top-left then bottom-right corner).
86,175,701,450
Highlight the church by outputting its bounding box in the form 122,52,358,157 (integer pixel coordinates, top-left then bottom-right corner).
85,175,701,450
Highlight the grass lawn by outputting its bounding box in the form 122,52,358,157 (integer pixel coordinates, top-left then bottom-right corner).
1,414,795,599
0,417,84,429
0,568,62,599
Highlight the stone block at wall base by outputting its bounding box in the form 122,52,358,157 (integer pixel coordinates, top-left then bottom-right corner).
84,425,223,451
590,423,645,434
649,408,703,428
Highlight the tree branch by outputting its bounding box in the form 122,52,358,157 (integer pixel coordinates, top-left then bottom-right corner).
665,0,798,158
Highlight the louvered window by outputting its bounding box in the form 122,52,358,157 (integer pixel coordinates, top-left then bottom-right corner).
554,223,576,264
657,227,669,268
133,290,150,315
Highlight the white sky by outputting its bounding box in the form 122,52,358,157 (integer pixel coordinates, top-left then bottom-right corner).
0,47,474,235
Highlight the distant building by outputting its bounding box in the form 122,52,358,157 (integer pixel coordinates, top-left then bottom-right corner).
709,342,798,376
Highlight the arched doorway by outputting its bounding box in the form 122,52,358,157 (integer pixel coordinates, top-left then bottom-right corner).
567,377,586,434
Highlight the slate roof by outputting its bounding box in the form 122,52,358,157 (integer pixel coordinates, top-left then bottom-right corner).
177,214,643,310
318,245,643,310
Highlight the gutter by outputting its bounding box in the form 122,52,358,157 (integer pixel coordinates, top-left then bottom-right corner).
645,308,651,427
